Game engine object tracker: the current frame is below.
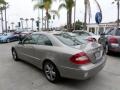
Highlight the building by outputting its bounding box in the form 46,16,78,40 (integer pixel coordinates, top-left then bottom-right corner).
87,21,117,35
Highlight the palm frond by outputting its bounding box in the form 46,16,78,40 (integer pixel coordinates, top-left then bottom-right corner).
49,10,60,18
0,0,6,4
94,0,102,13
34,3,44,10
58,3,66,11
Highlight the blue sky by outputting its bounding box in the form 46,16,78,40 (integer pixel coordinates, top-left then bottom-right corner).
0,0,118,31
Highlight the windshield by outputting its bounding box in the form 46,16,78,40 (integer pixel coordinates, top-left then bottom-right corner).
54,33,82,46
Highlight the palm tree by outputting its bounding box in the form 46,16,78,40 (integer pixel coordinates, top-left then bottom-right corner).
4,3,9,33
34,0,57,30
30,18,34,31
20,18,24,29
25,18,29,29
83,0,102,29
0,6,4,33
58,0,75,32
0,0,6,4
0,0,6,33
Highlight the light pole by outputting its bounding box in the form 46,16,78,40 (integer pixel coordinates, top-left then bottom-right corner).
113,0,120,27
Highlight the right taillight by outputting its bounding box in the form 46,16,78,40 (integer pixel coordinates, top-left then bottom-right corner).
108,36,118,44
70,52,91,65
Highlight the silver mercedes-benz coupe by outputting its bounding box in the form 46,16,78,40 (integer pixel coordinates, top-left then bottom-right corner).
11,32,106,82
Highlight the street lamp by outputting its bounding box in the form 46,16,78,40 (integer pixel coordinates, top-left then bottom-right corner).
112,0,120,27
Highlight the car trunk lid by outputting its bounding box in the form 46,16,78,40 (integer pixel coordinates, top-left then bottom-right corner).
72,42,104,64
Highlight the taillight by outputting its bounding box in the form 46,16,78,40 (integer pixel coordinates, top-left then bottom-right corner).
108,36,118,44
86,37,96,42
70,52,90,64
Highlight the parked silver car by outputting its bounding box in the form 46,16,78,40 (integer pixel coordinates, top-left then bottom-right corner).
11,32,106,82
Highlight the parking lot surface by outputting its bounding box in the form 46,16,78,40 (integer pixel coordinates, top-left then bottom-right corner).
0,42,120,90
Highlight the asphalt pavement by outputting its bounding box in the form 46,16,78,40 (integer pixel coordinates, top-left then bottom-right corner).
0,42,120,90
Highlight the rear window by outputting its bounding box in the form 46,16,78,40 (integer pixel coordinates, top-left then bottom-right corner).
54,34,82,46
116,30,120,36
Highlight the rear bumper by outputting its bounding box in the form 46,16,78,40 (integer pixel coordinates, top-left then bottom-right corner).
58,55,107,80
109,44,120,52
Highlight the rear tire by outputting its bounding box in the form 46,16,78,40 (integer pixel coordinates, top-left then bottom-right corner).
43,61,60,83
12,49,19,61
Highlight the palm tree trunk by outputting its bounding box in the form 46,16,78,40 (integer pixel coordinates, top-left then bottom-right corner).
46,11,49,30
5,4,7,33
67,11,69,31
84,0,87,30
31,21,33,30
0,9,4,33
68,9,72,32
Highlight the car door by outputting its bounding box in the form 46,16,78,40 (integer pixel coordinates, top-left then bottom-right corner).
33,34,53,68
19,34,39,64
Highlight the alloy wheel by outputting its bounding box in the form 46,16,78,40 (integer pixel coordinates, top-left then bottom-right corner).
44,62,60,82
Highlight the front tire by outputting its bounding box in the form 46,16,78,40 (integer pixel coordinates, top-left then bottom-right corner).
43,61,60,83
7,39,10,43
12,49,19,61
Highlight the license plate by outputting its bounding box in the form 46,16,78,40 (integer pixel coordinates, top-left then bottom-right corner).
95,52,100,58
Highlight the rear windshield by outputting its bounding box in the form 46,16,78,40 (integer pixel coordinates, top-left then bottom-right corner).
54,34,82,46
116,29,120,36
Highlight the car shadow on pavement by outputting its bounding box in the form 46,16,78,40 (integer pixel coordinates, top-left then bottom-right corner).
108,52,120,57
18,60,45,77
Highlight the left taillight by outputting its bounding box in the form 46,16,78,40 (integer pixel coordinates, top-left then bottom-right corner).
86,37,96,42
70,52,91,65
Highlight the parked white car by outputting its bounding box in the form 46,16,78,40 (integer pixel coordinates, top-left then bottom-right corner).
73,30,100,42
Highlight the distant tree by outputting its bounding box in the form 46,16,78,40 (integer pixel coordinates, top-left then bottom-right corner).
64,20,84,30
0,0,6,4
34,0,58,30
73,20,84,30
20,18,24,29
30,18,34,31
25,18,29,29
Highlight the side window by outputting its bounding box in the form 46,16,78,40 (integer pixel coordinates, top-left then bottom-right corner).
107,29,115,35
37,35,52,46
23,34,39,44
